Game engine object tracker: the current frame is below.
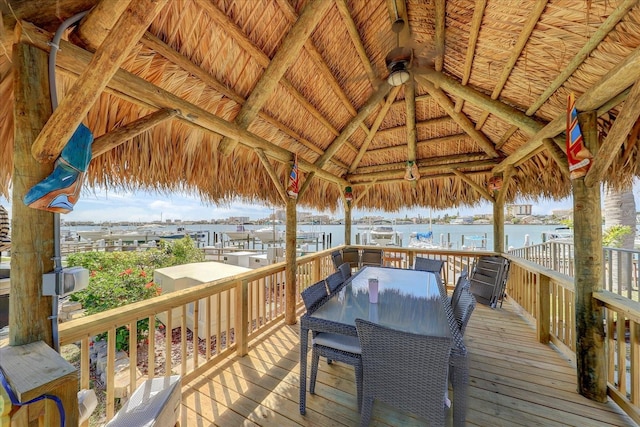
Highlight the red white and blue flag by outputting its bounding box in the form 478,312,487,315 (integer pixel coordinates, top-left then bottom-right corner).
566,92,593,180
287,154,299,198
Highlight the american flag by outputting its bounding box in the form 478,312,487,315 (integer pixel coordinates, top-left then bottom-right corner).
287,154,299,198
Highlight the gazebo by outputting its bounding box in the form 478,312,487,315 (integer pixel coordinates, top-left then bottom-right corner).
1,0,640,425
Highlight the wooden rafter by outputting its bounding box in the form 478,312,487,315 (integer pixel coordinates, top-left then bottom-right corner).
276,0,371,138
19,23,349,187
354,152,491,174
353,169,491,186
541,138,570,180
70,0,129,50
496,166,514,205
91,109,178,158
419,78,500,158
365,133,468,157
494,44,640,173
475,0,549,129
376,116,453,138
255,148,289,204
454,0,486,113
451,169,493,201
30,0,168,163
405,77,417,162
218,0,332,155
335,0,377,85
350,86,402,173
354,182,376,206
140,32,350,170
348,159,497,182
585,78,640,187
433,0,445,72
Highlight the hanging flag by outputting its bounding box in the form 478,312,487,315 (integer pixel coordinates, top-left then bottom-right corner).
287,154,299,198
566,93,593,180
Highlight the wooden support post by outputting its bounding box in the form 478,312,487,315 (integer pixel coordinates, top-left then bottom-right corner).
345,202,352,246
537,274,550,344
573,110,607,402
285,198,297,325
492,198,504,253
10,42,54,347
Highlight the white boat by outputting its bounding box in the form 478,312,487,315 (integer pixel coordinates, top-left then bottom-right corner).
542,226,573,242
225,225,254,241
369,222,401,246
407,231,441,249
254,227,284,244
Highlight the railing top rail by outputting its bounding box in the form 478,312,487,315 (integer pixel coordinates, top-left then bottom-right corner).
503,254,574,288
593,290,640,323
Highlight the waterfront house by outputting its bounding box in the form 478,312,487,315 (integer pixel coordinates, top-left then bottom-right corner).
1,1,640,425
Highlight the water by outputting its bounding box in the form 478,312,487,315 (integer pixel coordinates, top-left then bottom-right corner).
63,223,559,250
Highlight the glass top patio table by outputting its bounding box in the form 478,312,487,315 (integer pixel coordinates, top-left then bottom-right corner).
299,266,454,417
310,266,451,337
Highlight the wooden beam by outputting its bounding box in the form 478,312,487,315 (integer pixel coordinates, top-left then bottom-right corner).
11,42,55,347
354,169,491,186
254,148,289,204
354,152,492,175
284,197,297,324
420,78,500,157
405,77,417,162
218,0,332,155
525,0,637,115
70,0,130,50
474,0,548,129
496,166,514,206
494,44,640,173
317,82,392,167
433,0,445,72
348,159,497,182
353,182,375,206
19,23,350,188
364,133,468,157
573,110,607,402
91,109,177,158
541,138,571,180
454,0,486,113
375,115,453,138
451,169,493,201
585,78,640,187
30,0,167,163
350,86,401,172
335,0,377,84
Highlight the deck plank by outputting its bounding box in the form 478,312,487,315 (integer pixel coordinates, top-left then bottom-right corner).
181,301,637,426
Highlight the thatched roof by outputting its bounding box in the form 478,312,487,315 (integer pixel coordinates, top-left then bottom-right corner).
1,0,640,213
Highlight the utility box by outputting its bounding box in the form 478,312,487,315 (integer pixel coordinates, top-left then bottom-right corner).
222,251,258,268
154,262,250,339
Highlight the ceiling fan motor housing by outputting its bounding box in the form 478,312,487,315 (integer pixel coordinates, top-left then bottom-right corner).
386,46,412,86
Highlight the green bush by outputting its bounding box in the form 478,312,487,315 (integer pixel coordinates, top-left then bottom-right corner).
66,237,204,351
603,225,633,248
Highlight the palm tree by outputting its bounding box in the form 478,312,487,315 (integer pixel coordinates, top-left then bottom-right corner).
603,186,636,291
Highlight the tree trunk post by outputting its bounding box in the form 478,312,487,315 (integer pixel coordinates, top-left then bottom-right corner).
10,42,55,347
345,202,352,245
573,110,607,402
493,198,504,253
285,197,297,325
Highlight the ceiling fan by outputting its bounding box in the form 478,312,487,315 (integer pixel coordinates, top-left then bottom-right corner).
383,16,437,87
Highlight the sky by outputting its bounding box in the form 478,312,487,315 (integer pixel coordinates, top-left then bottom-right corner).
0,186,576,223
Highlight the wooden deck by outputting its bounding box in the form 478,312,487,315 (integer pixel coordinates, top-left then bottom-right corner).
179,300,637,427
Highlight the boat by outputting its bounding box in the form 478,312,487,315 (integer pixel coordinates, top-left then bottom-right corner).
297,226,324,243
224,224,254,241
407,231,441,249
254,226,284,244
369,222,401,246
542,226,573,242
462,235,487,250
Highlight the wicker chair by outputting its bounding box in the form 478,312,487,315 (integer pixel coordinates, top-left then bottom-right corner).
355,319,452,426
331,250,343,270
414,256,445,274
300,280,329,313
342,247,360,270
453,289,476,336
325,271,345,294
450,273,471,311
338,262,352,281
360,248,383,267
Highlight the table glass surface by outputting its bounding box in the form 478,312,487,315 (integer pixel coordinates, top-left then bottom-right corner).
310,266,451,337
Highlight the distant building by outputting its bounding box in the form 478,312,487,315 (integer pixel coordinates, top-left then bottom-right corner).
506,204,532,217
228,216,250,224
551,209,573,220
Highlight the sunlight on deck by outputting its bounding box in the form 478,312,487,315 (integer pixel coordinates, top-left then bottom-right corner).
179,301,636,427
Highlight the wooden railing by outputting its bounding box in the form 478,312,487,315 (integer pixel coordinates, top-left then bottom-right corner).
58,246,640,424
504,255,640,424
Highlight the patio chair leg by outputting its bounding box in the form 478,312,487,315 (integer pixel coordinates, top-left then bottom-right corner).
355,364,363,413
310,349,320,394
359,396,374,427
